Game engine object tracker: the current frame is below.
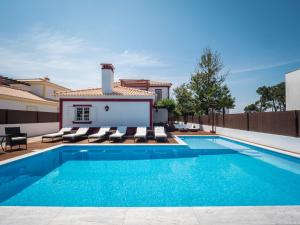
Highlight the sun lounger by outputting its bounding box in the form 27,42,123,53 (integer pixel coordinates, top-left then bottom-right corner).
42,127,72,142
109,126,127,142
174,122,188,131
188,123,200,132
88,127,110,142
154,126,168,142
174,123,182,130
178,123,189,132
134,127,147,142
62,127,89,142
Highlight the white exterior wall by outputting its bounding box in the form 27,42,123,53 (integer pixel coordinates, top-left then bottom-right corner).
0,99,58,112
148,86,169,100
62,100,151,128
200,125,300,153
153,108,168,123
286,69,300,110
0,122,59,137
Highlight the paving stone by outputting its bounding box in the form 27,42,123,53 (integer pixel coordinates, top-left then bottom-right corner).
124,207,199,225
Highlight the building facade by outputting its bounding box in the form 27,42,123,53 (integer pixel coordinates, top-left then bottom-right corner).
56,64,156,128
15,77,70,101
0,76,69,136
285,68,300,110
115,79,171,103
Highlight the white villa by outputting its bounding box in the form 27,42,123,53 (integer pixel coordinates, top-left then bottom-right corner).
56,64,171,129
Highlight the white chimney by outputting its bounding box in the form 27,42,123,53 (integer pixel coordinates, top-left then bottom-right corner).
101,63,114,94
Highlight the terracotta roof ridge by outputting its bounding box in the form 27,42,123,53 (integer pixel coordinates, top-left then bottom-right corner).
114,80,171,86
55,85,155,97
150,80,171,83
115,79,171,83
116,85,154,95
56,87,101,94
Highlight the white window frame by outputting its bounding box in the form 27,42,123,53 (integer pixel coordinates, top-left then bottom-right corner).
155,89,163,102
74,107,90,121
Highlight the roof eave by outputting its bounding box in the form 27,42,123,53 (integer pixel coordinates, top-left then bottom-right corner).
57,95,155,99
0,94,58,106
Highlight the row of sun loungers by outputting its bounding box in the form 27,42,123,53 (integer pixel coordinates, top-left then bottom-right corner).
174,122,201,132
42,126,168,143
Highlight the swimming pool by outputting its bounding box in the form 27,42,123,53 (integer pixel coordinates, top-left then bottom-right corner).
1,136,300,207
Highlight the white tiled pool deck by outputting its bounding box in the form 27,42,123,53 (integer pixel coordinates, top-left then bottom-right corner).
1,206,300,225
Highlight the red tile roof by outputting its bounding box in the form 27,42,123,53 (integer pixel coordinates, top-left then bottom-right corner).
55,85,155,97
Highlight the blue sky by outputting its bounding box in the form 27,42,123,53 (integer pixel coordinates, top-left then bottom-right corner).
0,0,300,112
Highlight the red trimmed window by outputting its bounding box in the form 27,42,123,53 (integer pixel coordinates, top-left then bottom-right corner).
75,107,90,122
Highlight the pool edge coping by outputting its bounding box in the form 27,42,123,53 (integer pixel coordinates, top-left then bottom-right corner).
1,205,300,225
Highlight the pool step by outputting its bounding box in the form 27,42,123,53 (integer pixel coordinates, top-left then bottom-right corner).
239,149,262,157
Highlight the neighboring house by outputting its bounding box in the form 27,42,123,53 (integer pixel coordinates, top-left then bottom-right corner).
0,85,58,113
56,64,156,128
15,77,70,101
113,79,172,124
285,68,300,110
0,76,70,137
114,79,172,103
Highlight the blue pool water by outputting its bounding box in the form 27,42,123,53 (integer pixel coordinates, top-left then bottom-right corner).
1,136,300,206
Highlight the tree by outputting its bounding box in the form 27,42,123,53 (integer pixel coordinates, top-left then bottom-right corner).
156,98,176,113
244,103,259,113
189,48,235,115
256,86,271,112
173,84,194,117
172,48,235,132
272,82,286,111
244,82,286,112
218,85,235,114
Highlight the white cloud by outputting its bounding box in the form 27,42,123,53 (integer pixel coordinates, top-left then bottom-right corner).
231,59,300,74
0,26,167,89
117,50,166,67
